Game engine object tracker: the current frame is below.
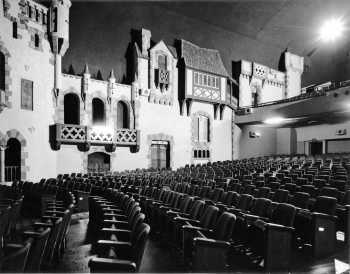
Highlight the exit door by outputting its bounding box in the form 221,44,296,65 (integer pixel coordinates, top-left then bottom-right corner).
151,141,170,170
310,141,323,156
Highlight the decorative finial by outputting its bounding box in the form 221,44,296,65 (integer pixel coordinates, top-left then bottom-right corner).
83,63,90,75
109,69,116,80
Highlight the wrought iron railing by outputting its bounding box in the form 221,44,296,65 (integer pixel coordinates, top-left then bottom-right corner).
50,123,140,152
5,166,20,182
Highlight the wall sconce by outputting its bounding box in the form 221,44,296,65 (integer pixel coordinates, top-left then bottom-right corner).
336,129,347,136
249,131,261,138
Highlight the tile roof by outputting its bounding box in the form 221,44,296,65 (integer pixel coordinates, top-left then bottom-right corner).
180,39,230,77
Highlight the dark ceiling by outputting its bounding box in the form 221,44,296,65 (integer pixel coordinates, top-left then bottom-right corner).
62,0,350,86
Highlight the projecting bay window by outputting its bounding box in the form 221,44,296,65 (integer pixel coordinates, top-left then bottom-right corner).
194,71,220,89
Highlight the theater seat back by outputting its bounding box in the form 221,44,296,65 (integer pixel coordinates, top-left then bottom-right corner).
199,205,219,229
251,198,272,217
313,196,337,215
271,203,296,227
237,194,253,211
132,223,151,271
213,212,236,241
189,200,205,220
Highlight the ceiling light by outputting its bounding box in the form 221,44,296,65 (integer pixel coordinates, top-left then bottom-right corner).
264,117,286,125
319,18,345,42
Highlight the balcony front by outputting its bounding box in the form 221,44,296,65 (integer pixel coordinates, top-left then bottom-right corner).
49,123,140,153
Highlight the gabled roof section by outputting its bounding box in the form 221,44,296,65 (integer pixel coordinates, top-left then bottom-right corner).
134,42,148,59
180,39,229,78
150,40,178,59
166,44,178,59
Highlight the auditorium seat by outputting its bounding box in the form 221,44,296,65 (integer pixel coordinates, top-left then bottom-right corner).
182,205,219,265
22,227,51,272
89,222,150,273
191,212,236,271
242,203,296,270
0,239,32,272
294,196,337,257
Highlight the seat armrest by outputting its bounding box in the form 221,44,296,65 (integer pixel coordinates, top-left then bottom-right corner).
101,228,132,241
313,212,337,221
265,223,295,233
193,237,230,249
174,216,195,223
23,231,42,238
88,257,136,273
182,225,212,234
33,222,53,228
252,219,267,231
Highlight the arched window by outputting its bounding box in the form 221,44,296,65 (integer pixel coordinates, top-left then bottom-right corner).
0,51,5,91
5,138,21,181
64,93,80,125
34,34,39,48
195,114,210,143
92,98,105,125
117,101,129,128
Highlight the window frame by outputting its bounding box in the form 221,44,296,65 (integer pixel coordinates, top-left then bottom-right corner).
21,79,34,111
193,71,220,90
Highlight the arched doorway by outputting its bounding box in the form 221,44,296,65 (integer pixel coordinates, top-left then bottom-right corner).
87,152,110,173
92,98,105,125
5,138,21,181
117,101,129,128
64,93,80,124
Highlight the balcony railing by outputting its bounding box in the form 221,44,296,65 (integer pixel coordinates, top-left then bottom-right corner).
5,166,20,182
50,123,140,152
236,79,350,115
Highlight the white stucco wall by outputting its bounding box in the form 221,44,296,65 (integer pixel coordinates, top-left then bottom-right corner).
0,1,58,181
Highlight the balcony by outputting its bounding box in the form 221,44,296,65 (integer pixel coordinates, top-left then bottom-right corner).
155,68,170,88
49,123,140,153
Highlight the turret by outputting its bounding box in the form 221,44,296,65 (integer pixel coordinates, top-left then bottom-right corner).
49,0,71,56
49,0,71,103
82,64,90,106
107,69,117,104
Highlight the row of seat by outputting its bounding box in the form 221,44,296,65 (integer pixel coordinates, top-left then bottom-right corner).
88,191,150,272
133,185,297,271
1,183,75,272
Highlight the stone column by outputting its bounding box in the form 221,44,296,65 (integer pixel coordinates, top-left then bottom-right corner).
0,145,5,183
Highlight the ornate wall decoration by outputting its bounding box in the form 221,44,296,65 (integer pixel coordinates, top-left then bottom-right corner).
193,86,221,101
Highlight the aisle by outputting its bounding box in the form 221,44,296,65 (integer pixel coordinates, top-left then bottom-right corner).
55,214,184,273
